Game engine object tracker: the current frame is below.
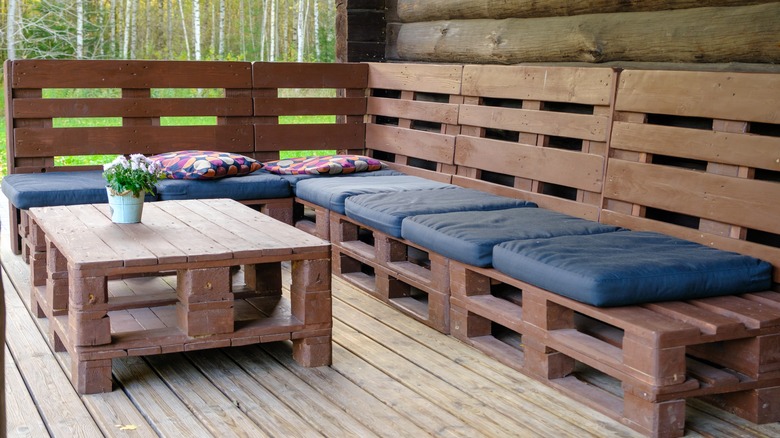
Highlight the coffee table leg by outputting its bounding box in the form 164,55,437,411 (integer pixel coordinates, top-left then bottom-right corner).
72,357,112,394
290,258,332,367
244,262,283,297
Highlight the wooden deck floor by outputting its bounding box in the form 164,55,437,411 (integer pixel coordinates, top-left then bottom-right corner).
3,209,780,437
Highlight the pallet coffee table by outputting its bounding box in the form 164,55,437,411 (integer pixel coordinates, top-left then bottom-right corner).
26,198,331,394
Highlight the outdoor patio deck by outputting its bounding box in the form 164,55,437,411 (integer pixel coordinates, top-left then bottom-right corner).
2,197,779,437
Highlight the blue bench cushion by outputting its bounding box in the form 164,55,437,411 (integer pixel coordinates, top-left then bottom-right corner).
295,175,456,214
493,231,773,307
345,188,537,237
1,170,149,209
155,171,291,200
402,208,622,267
279,169,405,189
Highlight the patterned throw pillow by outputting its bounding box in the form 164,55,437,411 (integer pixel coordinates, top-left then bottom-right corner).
152,150,262,180
263,155,387,175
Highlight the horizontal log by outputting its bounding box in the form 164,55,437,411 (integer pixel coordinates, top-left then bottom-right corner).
395,0,772,22
395,3,780,64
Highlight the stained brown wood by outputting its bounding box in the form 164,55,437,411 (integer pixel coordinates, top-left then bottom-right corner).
12,97,253,119
367,96,459,125
367,62,462,94
604,159,780,235
253,97,366,116
366,123,456,163
459,104,609,141
10,59,253,88
462,65,614,105
395,0,772,21
14,126,255,158
455,135,604,192
395,4,780,64
616,69,780,124
254,123,365,152
253,62,368,89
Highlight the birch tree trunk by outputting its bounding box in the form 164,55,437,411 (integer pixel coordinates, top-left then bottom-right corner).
130,0,138,58
110,0,116,56
218,0,226,57
260,0,267,61
270,0,277,61
239,0,246,57
297,0,305,62
167,0,173,58
314,0,320,60
122,0,132,58
6,0,16,59
178,0,191,59
193,0,202,60
76,0,84,58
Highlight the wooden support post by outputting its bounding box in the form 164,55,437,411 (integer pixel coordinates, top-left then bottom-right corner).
72,358,113,394
623,392,686,438
177,267,233,337
244,262,282,297
290,258,332,367
45,237,69,314
68,275,110,346
522,290,576,379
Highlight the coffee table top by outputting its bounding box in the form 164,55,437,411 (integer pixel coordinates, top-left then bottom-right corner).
28,198,330,272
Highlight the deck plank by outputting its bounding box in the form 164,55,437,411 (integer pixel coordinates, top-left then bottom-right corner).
185,349,324,437
112,356,215,436
224,346,380,437
144,353,271,437
4,346,48,437
260,341,431,437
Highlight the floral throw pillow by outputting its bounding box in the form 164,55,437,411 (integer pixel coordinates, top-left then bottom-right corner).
152,150,262,180
263,155,387,175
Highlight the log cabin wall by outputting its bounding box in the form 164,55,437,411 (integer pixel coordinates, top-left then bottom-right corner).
375,0,780,67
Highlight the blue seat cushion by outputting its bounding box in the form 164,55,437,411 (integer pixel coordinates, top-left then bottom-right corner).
278,169,405,189
155,171,291,200
1,170,156,208
294,175,456,214
402,208,622,267
345,188,537,237
493,231,773,307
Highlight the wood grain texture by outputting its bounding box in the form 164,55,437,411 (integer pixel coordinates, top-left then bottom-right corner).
366,123,456,164
459,104,609,141
11,59,252,88
367,96,459,125
604,159,780,235
610,122,780,172
455,135,604,192
395,0,772,22
616,69,780,123
367,62,462,94
462,64,614,105
12,97,253,119
253,62,368,89
395,3,780,64
254,123,365,151
253,97,366,116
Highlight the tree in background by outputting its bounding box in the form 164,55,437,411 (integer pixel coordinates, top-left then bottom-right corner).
0,0,336,63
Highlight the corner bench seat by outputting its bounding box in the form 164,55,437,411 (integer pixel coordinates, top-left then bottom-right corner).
493,231,773,307
401,207,623,267
344,187,536,238
294,174,457,215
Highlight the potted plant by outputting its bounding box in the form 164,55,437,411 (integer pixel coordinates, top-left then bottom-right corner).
103,154,162,223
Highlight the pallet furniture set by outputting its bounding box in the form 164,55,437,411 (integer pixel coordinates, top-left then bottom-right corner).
3,59,780,437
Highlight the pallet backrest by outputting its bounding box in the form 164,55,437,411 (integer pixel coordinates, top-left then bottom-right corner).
452,65,616,220
364,62,463,183
4,59,255,174
603,69,780,284
251,62,368,161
